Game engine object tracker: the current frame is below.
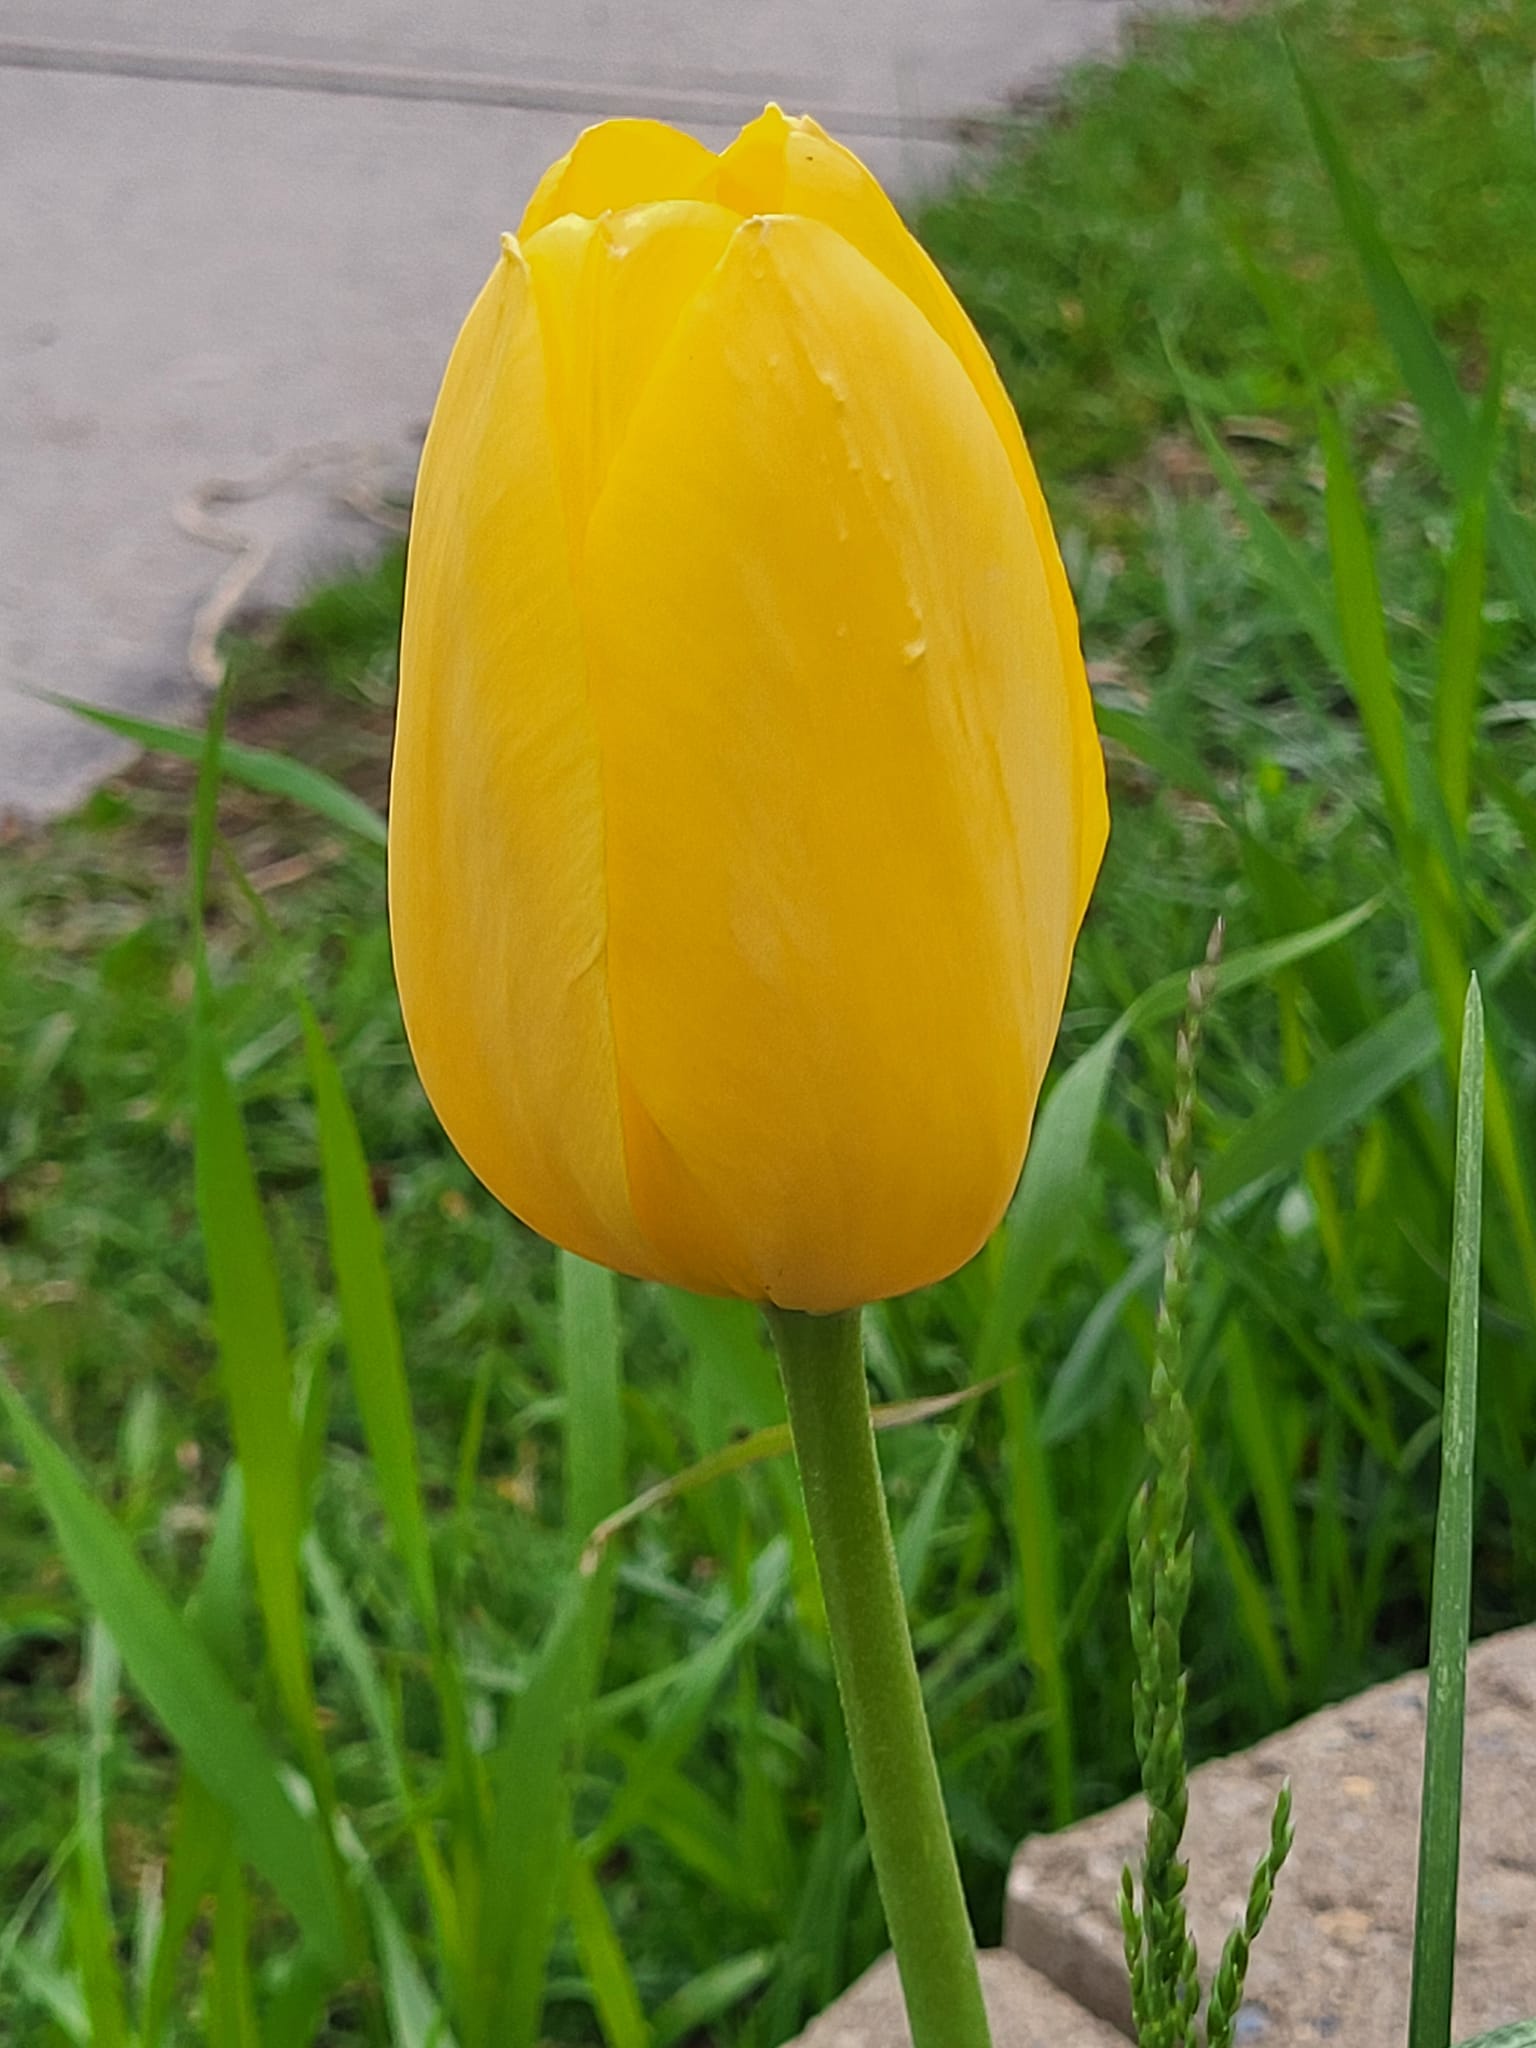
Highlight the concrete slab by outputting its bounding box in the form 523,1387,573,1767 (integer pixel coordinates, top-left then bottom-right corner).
1006,1625,1536,2047
791,1949,1127,2047
2,0,1169,820
2,1,1142,135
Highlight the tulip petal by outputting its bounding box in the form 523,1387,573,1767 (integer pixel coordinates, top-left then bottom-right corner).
713,107,1108,912
521,201,743,563
390,243,653,1278
583,215,1088,1310
520,118,719,238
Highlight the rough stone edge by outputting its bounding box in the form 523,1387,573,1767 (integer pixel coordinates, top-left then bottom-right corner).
1004,1625,1536,2038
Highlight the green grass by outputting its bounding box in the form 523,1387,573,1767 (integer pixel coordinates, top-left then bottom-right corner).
3,0,1536,2039
919,0,1536,478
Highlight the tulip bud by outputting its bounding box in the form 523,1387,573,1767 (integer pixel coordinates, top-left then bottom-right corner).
389,106,1108,1312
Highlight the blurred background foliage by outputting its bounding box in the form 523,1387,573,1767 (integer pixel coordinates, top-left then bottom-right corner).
2,0,1535,2039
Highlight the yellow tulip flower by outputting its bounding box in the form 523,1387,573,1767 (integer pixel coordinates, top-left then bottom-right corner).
390,105,1108,1313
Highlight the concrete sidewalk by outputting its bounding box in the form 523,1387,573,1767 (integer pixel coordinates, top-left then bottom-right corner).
2,0,1159,820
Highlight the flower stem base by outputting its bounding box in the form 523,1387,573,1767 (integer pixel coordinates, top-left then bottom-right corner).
767,1305,993,2048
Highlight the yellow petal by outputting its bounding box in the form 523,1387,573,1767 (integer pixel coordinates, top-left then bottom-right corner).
521,200,743,565
582,215,1089,1310
390,242,653,1279
714,106,1108,910
519,118,719,238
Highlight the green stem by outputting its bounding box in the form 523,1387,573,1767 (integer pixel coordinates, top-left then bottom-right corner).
767,1306,992,2048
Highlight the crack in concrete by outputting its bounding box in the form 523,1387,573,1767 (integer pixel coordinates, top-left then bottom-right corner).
0,35,978,139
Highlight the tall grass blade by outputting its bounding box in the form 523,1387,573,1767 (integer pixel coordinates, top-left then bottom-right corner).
303,1533,460,1971
471,1250,632,2044
979,900,1377,1373
254,1948,335,2048
1435,360,1504,841
586,1552,787,1868
131,1859,163,2026
371,1892,459,2048
895,1425,965,1605
560,1251,624,1551
1409,977,1485,2048
187,682,326,1787
52,696,388,848
1223,1329,1315,1688
1316,398,1411,827
67,1852,130,2048
1286,47,1536,628
1164,346,1344,675
145,1469,247,2044
763,1738,861,2035
193,981,325,1784
1199,1479,1289,1710
348,1836,462,2048
476,1573,604,2046
567,1854,651,2048
207,1863,260,2048
1039,935,1529,1444
0,1381,347,1971
649,1952,775,2048
6,1930,90,2043
300,1003,437,1635
69,1621,129,2048
1001,1354,1073,1823
1205,989,1437,1206
145,1777,233,2047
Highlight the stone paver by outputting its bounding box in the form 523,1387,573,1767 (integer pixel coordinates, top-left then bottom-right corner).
2,0,1174,820
793,1949,1126,2047
1006,1625,1536,2046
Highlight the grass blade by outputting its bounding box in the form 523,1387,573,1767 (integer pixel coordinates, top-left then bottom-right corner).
585,1554,787,1870
1164,343,1344,675
144,1776,233,2047
331,1809,463,2048
1001,1352,1073,1823
979,899,1378,1372
145,1469,247,2044
6,1929,90,2044
0,1380,347,1972
300,1003,437,1635
895,1425,965,1606
1435,359,1503,842
193,980,325,1787
69,1621,129,2048
51,696,387,848
1205,989,1437,1206
560,1252,624,1549
207,1862,260,2048
1409,977,1485,2048
1316,398,1411,827
1199,1479,1289,1711
475,1573,602,2047
650,1952,775,2048
567,1854,651,2048
464,1252,631,2044
303,1533,462,1981
368,1877,461,2048
1286,48,1536,630
1223,1328,1314,1688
